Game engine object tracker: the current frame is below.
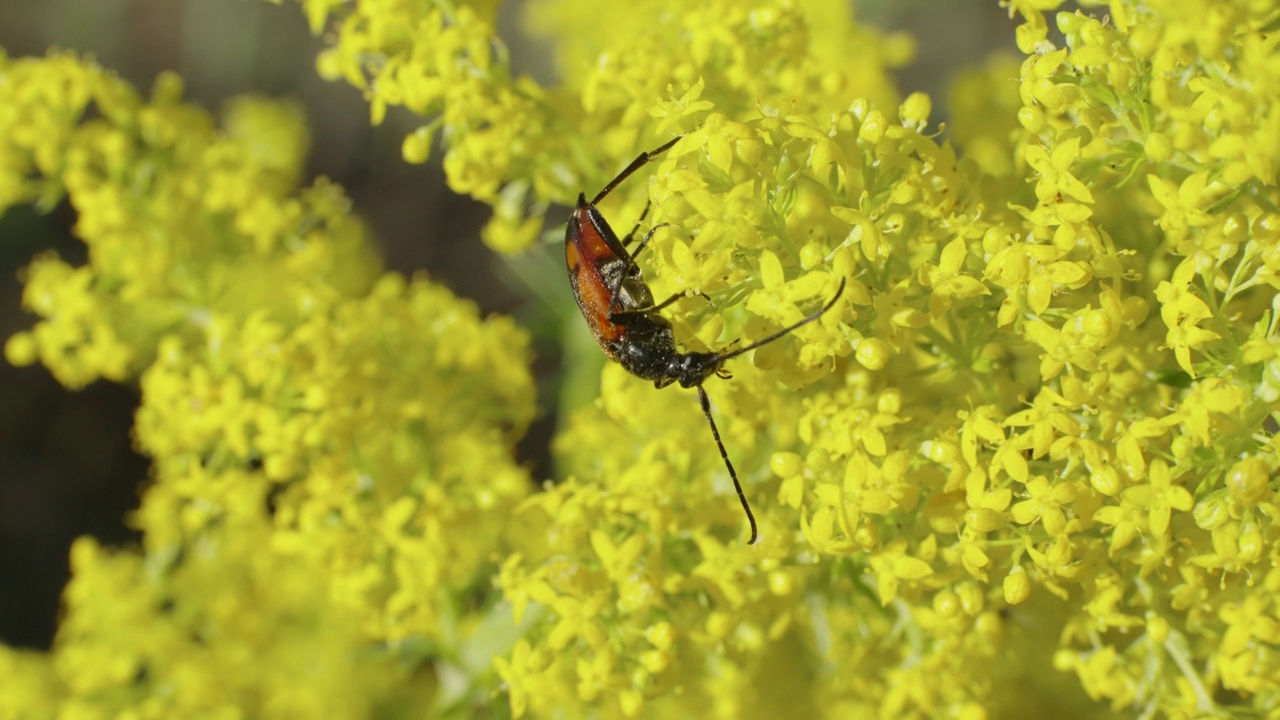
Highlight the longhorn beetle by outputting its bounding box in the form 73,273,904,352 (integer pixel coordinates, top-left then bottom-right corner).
565,136,845,544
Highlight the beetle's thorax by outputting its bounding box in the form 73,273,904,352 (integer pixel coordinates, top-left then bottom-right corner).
610,323,722,388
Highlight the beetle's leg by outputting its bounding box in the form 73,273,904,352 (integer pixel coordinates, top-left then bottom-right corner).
621,201,652,247
589,136,681,206
612,290,686,318
595,136,681,317
626,222,667,263
610,288,710,323
607,223,668,317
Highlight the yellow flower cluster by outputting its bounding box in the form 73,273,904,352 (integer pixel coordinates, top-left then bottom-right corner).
0,50,534,717
275,0,910,254
487,0,1278,715
272,0,563,252
4,0,1280,717
2,524,413,719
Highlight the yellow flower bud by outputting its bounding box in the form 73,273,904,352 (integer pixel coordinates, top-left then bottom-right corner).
1003,567,1031,605
855,337,890,370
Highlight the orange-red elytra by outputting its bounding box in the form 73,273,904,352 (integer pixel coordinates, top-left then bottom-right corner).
565,137,845,544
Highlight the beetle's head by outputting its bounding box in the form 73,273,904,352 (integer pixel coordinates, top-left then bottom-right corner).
669,352,726,389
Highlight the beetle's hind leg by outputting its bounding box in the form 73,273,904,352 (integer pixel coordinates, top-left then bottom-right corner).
610,288,712,323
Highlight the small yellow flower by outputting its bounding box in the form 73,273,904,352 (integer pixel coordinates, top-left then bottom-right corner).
869,540,935,605
1025,137,1095,206
1148,172,1215,242
1011,475,1077,536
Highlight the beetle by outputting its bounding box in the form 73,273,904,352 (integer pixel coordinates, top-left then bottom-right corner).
565,136,845,544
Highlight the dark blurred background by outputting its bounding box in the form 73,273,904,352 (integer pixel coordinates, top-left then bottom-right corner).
0,0,1015,650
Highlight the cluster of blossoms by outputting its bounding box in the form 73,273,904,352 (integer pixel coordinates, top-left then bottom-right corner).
3,0,1280,717
0,52,532,717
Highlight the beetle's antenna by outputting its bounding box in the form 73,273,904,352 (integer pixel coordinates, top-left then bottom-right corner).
590,136,681,206
713,278,846,364
698,385,758,545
